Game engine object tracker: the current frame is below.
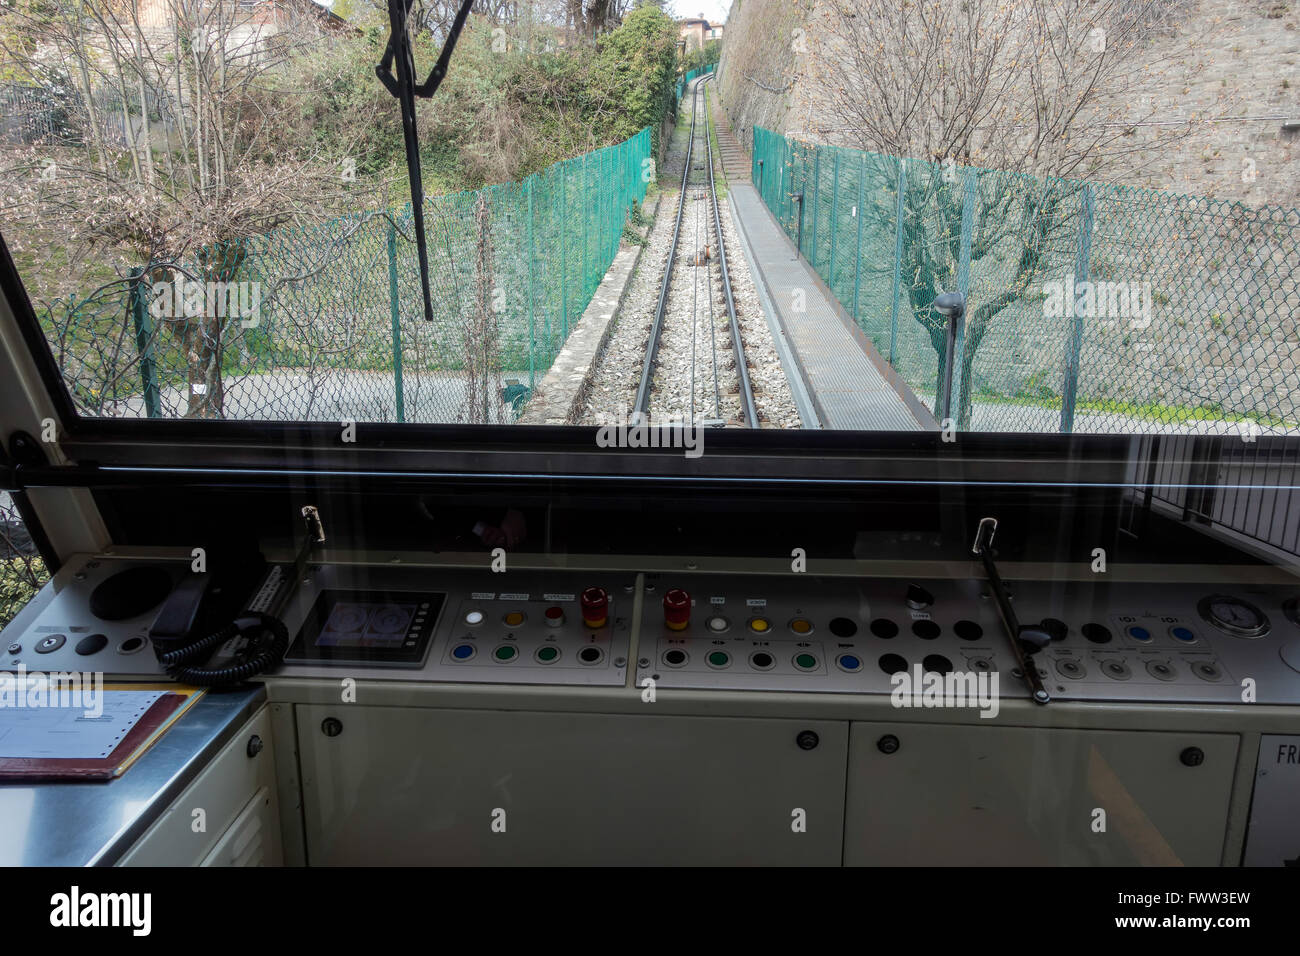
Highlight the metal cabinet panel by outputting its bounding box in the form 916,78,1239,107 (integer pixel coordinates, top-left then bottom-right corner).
297,706,847,865
200,787,281,867
119,705,278,866
845,723,1238,866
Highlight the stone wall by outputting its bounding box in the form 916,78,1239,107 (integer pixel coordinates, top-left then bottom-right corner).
720,0,1299,207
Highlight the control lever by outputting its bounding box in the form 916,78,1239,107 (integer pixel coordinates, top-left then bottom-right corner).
972,517,1050,704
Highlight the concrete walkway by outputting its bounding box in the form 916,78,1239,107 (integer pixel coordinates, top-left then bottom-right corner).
727,182,936,431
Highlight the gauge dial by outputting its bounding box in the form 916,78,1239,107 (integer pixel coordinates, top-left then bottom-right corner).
1197,594,1270,638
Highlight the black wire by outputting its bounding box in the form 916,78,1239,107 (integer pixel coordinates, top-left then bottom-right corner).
157,612,290,687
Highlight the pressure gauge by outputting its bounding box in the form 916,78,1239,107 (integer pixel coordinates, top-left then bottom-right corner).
1197,594,1270,638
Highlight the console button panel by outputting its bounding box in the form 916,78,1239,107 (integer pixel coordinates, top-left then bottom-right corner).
5,556,1300,702
634,573,1300,704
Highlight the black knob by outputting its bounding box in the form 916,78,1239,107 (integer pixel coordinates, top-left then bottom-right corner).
1017,625,1052,653
1180,746,1205,767
877,734,900,755
246,735,264,758
321,717,344,738
796,730,819,750
1041,618,1069,642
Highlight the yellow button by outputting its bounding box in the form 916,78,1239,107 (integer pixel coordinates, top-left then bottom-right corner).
790,618,812,634
749,618,770,633
503,611,525,627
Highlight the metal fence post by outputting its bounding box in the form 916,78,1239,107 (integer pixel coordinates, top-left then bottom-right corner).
852,151,866,324
829,150,840,292
128,267,162,419
780,140,790,235
794,193,806,255
810,147,821,271
581,154,589,305
560,159,569,341
934,292,966,423
954,168,977,426
386,222,406,422
526,177,537,389
888,160,907,365
1061,183,1094,433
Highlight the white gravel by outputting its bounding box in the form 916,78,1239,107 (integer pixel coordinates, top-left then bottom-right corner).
577,79,801,430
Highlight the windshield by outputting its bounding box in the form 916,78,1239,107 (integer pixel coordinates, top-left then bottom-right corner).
0,1,1295,441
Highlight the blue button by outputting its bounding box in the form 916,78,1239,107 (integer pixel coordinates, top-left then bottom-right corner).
837,654,862,671
1171,627,1196,643
451,643,475,660
1128,626,1152,642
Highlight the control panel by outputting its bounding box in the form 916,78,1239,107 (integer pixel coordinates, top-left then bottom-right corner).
2,557,186,674
633,573,1300,705
4,555,1300,703
1,558,634,688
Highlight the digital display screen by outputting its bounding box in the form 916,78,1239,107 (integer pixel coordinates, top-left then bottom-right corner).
288,589,444,666
316,600,418,648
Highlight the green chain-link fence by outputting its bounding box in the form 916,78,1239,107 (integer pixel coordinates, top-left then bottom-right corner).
753,126,1300,434
675,63,716,104
37,127,652,424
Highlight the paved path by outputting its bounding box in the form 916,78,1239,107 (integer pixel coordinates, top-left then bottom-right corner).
727,182,935,431
712,92,934,431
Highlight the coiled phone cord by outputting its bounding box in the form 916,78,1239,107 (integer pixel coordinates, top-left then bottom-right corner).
156,612,289,687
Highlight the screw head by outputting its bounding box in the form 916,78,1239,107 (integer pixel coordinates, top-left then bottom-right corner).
246,734,264,758
796,730,819,751
877,734,900,755
1180,746,1205,767
321,717,343,738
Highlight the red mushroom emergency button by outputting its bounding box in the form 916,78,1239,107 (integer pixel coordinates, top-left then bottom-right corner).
663,588,691,631
580,587,609,629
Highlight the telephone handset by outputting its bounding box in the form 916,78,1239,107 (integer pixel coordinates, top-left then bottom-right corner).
149,552,289,687
147,506,323,687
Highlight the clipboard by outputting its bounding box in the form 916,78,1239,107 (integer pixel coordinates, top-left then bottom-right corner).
0,683,205,781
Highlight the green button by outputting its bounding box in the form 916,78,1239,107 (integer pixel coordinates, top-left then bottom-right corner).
494,645,518,661
708,651,729,667
795,653,817,670
537,646,559,662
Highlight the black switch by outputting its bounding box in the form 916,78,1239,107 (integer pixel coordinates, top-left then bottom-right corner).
905,584,934,610
1017,625,1052,653
75,633,109,656
1041,618,1069,642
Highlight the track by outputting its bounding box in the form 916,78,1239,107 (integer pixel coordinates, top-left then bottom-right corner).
633,75,758,428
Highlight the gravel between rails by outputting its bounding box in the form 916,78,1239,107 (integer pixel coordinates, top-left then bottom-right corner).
577,80,802,430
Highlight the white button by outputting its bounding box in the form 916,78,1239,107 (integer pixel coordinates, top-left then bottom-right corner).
465,610,484,625
707,616,729,632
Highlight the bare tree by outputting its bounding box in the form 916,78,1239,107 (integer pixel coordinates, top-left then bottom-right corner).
1,0,385,417
808,0,1199,426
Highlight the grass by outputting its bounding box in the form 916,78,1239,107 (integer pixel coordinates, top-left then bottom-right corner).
962,389,1299,429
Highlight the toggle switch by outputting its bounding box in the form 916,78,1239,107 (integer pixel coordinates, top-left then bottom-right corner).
905,584,934,610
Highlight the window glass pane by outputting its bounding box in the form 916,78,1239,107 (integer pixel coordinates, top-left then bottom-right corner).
0,493,47,629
